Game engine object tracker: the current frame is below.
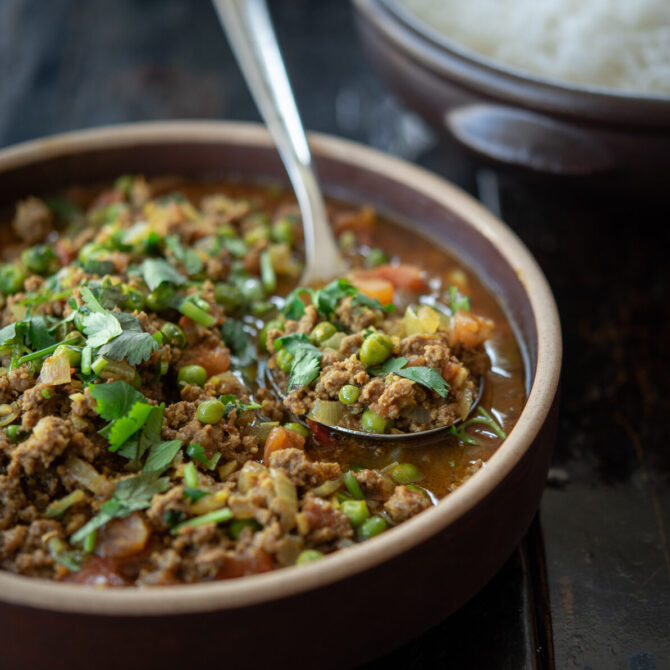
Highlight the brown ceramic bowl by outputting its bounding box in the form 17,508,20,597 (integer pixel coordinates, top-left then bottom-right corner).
0,122,561,670
353,0,670,185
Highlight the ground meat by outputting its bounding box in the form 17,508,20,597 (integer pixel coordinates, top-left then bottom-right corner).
384,485,432,523
7,416,72,477
301,494,353,546
339,332,363,356
353,469,394,501
12,197,53,243
315,355,369,398
370,375,417,419
335,296,381,332
269,448,341,488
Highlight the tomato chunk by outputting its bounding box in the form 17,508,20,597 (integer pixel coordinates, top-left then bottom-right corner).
263,426,306,463
364,264,427,292
349,276,394,306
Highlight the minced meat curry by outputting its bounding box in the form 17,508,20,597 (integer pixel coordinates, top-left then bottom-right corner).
0,176,525,585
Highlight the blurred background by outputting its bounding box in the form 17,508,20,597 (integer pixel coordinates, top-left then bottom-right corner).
1,1,668,668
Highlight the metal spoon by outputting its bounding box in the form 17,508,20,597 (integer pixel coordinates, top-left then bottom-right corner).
212,0,348,285
214,0,484,445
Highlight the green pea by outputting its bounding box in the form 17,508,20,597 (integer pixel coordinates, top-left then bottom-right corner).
338,384,360,405
361,409,392,434
145,284,176,312
359,333,392,367
283,422,310,438
365,248,388,268
276,349,293,373
5,425,22,442
228,518,262,540
271,218,295,245
177,365,207,388
196,399,226,424
240,277,265,302
259,319,283,352
21,245,58,275
77,242,105,266
243,225,270,246
391,463,422,484
214,282,243,310
250,300,273,317
309,322,337,345
53,344,81,367
358,515,388,541
296,549,324,566
341,499,370,527
161,322,186,348
0,264,25,295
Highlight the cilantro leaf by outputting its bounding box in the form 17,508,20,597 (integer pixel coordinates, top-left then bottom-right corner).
166,235,203,275
449,285,471,312
144,439,183,473
218,394,261,418
273,333,314,355
140,258,186,291
186,443,222,470
79,286,107,314
183,487,209,503
25,316,57,350
90,381,145,421
221,319,255,368
369,356,450,398
107,401,155,452
98,330,158,366
281,288,310,320
288,347,322,391
82,311,123,347
0,323,18,348
70,472,170,544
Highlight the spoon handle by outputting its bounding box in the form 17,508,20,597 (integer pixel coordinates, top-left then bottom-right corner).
213,0,348,283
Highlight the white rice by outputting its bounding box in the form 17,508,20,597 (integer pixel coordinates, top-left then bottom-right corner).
399,0,670,95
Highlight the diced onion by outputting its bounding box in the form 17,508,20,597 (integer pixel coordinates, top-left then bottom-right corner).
310,477,343,498
270,468,298,532
40,351,72,385
308,400,344,427
64,457,115,497
43,489,86,519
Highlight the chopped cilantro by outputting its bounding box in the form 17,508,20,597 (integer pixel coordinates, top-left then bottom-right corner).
449,285,471,312
89,380,145,421
218,394,261,418
274,333,323,391
220,319,255,368
70,472,170,544
98,329,158,366
183,487,209,503
107,401,154,452
140,258,186,291
166,235,203,275
369,356,450,398
186,443,222,470
82,310,123,348
144,439,182,473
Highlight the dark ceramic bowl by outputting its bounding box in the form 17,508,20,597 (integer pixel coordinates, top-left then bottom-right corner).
353,0,670,184
0,122,561,670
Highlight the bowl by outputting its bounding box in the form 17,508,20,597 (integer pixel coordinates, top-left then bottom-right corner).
353,0,670,185
0,121,561,670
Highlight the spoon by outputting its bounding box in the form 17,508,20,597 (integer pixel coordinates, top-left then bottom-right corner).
212,0,349,285
214,0,484,445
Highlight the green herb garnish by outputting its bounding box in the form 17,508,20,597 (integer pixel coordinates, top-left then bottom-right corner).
369,356,450,398
186,443,222,470
220,319,255,368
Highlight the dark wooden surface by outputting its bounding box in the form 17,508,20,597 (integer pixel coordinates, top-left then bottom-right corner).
1,1,669,668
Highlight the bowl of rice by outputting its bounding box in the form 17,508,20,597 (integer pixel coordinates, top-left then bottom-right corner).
353,0,670,182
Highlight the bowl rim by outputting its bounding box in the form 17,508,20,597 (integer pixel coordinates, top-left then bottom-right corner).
0,120,561,615
354,0,670,126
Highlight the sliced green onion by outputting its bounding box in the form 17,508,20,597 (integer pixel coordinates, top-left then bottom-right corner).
17,342,61,365
80,346,92,375
343,471,364,500
91,357,108,375
183,461,199,488
260,249,277,292
179,300,216,328
171,507,233,535
83,530,97,553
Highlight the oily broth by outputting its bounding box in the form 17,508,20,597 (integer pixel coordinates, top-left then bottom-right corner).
1,178,526,500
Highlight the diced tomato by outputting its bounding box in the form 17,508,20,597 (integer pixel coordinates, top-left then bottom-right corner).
65,556,127,586
263,426,306,463
217,549,274,580
334,206,376,236
181,343,231,377
364,264,427,292
349,276,394,306
306,418,336,448
94,512,150,559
